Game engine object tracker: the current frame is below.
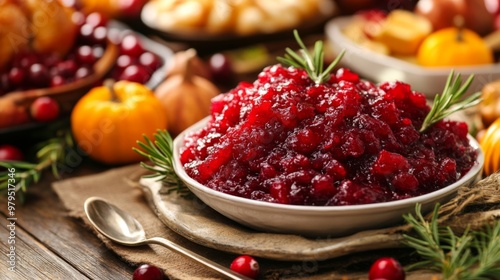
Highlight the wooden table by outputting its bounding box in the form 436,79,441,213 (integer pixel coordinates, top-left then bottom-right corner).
0,161,135,280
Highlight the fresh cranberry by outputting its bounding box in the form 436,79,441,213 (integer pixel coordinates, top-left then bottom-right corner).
139,52,162,72
78,23,95,43
29,64,50,87
55,60,78,78
116,55,134,70
230,255,259,279
93,46,105,60
8,68,25,87
92,26,108,45
120,34,144,57
209,53,234,83
42,53,62,68
369,257,405,280
85,12,108,28
0,145,24,161
14,53,39,68
132,264,164,280
119,65,149,83
76,46,97,65
50,76,65,87
71,11,86,28
30,97,60,122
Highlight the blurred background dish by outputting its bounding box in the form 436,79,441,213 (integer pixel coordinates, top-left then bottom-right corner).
0,20,173,136
140,0,337,54
326,16,500,97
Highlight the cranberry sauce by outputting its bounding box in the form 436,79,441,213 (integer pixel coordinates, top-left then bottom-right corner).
180,65,477,206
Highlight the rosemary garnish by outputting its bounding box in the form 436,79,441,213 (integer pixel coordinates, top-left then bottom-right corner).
277,30,345,84
403,203,500,279
420,70,481,132
0,130,74,203
134,130,190,197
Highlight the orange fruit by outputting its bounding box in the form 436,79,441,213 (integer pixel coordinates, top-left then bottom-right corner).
417,27,493,67
479,117,500,176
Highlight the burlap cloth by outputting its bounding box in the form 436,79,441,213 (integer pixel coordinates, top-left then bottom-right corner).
52,165,500,280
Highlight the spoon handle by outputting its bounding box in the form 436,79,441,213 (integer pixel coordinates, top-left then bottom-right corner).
147,236,253,280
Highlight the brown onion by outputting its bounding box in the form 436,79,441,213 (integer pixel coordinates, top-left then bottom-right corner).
155,49,219,136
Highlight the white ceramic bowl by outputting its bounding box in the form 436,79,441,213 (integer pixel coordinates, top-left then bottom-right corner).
173,118,484,237
325,16,500,97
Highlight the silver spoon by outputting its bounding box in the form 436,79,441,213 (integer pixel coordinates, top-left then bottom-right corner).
84,197,253,280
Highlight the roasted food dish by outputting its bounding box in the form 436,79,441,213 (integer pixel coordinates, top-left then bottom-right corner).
141,0,335,36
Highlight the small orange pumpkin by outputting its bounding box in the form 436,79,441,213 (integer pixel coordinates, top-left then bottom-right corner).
479,117,500,176
71,81,167,164
417,27,493,67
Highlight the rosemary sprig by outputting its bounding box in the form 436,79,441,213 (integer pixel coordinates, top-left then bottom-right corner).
420,70,481,132
133,130,190,197
403,203,500,279
277,30,345,84
0,130,74,203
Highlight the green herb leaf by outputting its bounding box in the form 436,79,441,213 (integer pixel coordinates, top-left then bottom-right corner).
420,70,481,132
0,129,74,204
403,203,500,279
134,130,191,197
277,30,345,84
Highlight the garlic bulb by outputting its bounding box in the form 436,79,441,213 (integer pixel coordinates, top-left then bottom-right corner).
155,49,219,136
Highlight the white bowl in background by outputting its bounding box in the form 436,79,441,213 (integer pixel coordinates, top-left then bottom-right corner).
325,16,500,97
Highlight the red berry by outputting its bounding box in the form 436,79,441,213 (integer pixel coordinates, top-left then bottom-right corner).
55,60,78,78
77,45,97,65
71,11,86,28
119,65,149,83
8,67,25,87
30,97,60,122
92,26,108,45
29,64,50,87
230,255,259,279
139,52,162,71
0,145,24,161
51,76,65,87
120,34,144,57
14,52,39,68
116,55,134,70
369,257,405,280
209,53,234,83
85,12,108,28
132,264,164,280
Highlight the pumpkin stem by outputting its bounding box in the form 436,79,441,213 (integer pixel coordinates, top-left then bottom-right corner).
454,15,465,42
104,79,119,102
182,48,197,83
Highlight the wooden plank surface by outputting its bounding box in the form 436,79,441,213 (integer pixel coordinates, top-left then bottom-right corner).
0,216,88,280
0,161,135,279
